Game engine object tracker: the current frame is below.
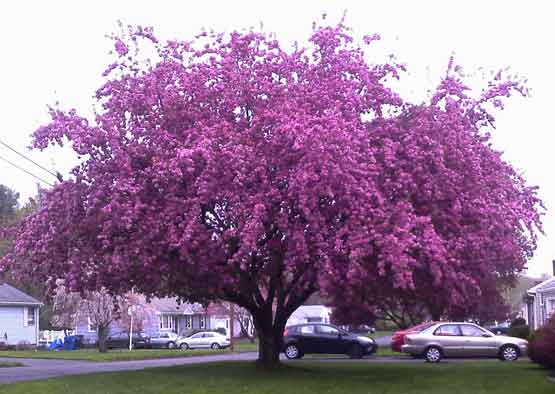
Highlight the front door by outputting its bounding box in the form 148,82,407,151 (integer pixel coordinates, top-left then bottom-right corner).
459,324,498,357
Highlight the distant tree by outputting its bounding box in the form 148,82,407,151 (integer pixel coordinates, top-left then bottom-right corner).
116,293,153,334
3,21,544,367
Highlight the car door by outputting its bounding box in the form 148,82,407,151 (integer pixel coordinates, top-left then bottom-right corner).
314,325,344,354
460,324,498,357
297,325,319,354
187,333,205,348
433,324,465,357
202,333,216,348
151,333,168,348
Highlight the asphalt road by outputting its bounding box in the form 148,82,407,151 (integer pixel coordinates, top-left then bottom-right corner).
0,348,499,385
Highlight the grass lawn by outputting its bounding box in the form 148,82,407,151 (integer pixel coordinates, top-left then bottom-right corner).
2,360,554,393
0,348,229,362
0,362,23,368
371,330,394,338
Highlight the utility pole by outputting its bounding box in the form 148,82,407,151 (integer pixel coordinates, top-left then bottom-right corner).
128,305,134,351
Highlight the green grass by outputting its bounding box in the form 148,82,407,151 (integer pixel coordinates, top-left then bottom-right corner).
0,362,23,368
2,360,553,393
0,348,229,362
371,330,394,338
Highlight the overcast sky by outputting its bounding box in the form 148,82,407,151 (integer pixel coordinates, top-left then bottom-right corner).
1,1,553,276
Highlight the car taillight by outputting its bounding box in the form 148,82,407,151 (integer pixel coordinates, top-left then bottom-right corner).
283,329,289,337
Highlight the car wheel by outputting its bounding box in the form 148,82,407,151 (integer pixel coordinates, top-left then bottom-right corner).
211,343,221,350
284,344,301,359
167,342,176,349
180,343,189,350
499,345,519,361
348,344,364,359
424,346,442,363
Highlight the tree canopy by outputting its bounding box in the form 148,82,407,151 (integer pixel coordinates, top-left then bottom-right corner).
1,21,543,366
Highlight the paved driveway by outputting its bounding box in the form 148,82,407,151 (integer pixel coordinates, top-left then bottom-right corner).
374,335,392,347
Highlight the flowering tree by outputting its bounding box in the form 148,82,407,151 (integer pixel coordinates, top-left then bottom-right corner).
1,21,543,367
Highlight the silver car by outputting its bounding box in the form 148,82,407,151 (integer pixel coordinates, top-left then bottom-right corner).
401,322,528,363
176,331,230,350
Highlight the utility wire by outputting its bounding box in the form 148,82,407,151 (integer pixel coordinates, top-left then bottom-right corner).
0,154,54,187
0,139,59,179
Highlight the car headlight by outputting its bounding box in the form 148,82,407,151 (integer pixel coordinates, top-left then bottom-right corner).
357,336,375,343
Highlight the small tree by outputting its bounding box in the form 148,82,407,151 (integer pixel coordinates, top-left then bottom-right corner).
81,289,119,353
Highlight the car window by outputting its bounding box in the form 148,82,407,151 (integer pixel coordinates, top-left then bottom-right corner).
300,325,315,335
317,325,339,335
460,325,486,337
203,333,214,338
160,333,168,339
190,333,203,339
434,325,461,336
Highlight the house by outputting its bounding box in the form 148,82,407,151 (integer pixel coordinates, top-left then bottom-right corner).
75,297,241,344
0,283,42,346
521,262,555,330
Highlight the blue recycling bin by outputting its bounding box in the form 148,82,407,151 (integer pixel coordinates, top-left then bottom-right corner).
63,336,77,350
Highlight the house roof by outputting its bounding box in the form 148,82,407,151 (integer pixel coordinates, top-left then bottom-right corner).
149,297,205,314
0,283,42,306
528,277,555,294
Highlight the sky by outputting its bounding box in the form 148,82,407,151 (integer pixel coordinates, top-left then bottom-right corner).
0,1,554,276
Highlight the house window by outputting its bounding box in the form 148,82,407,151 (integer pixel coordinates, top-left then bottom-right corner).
549,299,555,316
87,316,96,333
199,315,206,329
184,315,192,329
307,317,322,323
159,315,175,330
23,307,35,327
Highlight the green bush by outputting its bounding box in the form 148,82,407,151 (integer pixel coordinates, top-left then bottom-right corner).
510,317,526,327
529,317,555,370
507,324,530,339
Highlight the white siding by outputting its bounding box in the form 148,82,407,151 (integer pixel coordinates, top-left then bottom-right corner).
286,305,332,326
0,306,39,345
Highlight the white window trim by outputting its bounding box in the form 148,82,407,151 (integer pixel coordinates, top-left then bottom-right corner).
199,315,206,329
184,315,192,329
159,314,175,331
87,316,95,333
23,307,29,327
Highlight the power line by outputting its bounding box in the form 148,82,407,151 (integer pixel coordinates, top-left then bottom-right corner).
0,139,59,179
0,154,54,187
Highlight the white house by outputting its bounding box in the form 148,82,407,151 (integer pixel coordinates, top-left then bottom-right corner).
0,283,42,346
522,262,555,330
286,305,333,326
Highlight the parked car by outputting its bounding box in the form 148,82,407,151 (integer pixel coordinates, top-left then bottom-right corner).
391,321,438,352
106,332,150,349
177,331,230,350
401,322,528,363
282,323,377,359
485,322,510,335
149,332,179,349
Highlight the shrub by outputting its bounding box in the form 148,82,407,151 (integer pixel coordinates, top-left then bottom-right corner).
507,324,530,340
510,317,527,327
529,317,555,370
214,328,227,336
15,341,34,351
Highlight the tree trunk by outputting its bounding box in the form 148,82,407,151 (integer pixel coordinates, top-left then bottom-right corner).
257,326,284,368
253,313,287,368
97,326,109,353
